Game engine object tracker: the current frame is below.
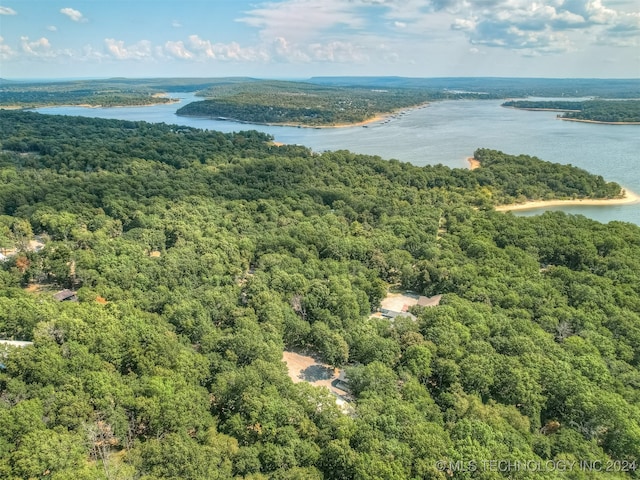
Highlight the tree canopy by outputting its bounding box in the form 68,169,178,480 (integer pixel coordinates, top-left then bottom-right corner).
0,110,638,479
502,100,640,124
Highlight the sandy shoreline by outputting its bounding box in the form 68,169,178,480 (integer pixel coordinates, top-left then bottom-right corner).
502,106,640,125
1,95,180,110
559,118,640,125
467,157,480,170
270,101,430,129
502,106,581,113
495,189,640,211
180,102,430,129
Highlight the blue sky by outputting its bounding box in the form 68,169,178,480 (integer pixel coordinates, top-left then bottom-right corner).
1,0,638,79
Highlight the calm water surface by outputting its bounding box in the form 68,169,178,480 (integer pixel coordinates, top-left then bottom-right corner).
35,93,640,224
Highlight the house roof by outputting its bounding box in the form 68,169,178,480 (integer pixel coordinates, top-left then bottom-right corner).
53,289,77,301
0,340,33,347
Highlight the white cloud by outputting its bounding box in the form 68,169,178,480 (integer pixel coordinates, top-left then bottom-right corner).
1,35,88,62
168,33,368,64
0,6,17,15
452,18,475,31
104,38,153,60
187,34,218,58
12,30,365,66
582,0,618,24
308,40,369,62
60,7,86,22
47,26,58,32
358,0,465,18
164,40,193,59
449,0,638,54
4,0,633,72
20,36,54,57
0,36,16,59
238,0,364,42
597,11,640,46
186,34,268,62
269,36,310,61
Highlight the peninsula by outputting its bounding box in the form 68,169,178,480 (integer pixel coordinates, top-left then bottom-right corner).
502,99,640,124
175,80,433,127
495,189,640,211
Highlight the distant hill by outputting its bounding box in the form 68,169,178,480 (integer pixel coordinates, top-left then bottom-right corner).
307,76,640,98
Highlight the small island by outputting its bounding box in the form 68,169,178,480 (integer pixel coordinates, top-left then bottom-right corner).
502,99,640,124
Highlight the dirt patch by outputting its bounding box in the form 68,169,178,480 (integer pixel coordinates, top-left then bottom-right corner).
282,350,351,399
379,291,421,312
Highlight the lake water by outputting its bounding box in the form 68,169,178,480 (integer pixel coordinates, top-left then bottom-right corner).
34,93,640,225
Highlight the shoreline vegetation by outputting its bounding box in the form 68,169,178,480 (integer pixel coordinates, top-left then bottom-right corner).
495,189,640,211
187,103,429,129
502,105,581,113
467,148,628,211
467,157,480,170
466,153,637,212
558,117,640,125
175,79,439,127
0,96,180,110
502,99,640,124
502,106,640,125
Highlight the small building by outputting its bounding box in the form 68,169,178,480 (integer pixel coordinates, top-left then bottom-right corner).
374,290,442,321
0,340,33,348
53,289,78,302
334,370,351,393
380,308,417,321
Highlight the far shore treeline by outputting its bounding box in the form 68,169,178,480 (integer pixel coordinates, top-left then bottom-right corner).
3,77,640,125
0,110,639,478
502,99,640,124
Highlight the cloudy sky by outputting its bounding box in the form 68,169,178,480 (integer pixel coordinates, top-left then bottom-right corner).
1,0,638,79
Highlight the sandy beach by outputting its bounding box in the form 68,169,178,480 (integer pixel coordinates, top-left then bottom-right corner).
293,101,430,129
495,189,640,211
502,106,581,113
559,118,640,125
467,157,480,170
197,101,430,129
328,113,387,128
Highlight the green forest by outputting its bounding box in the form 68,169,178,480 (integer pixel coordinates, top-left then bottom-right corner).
0,78,265,108
0,82,180,108
176,80,438,126
502,100,640,123
0,110,639,479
